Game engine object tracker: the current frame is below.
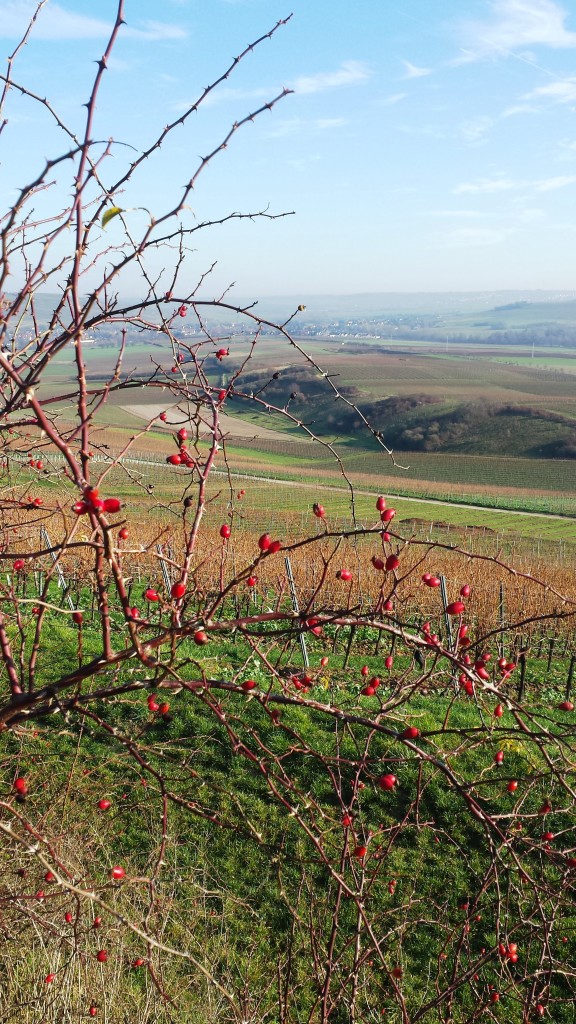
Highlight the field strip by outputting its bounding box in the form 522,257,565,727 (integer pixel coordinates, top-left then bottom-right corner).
215,473,575,521
84,453,575,523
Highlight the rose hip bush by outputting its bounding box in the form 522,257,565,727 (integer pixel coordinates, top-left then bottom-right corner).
0,6,575,1022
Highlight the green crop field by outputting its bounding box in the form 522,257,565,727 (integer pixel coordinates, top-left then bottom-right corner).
25,317,576,538
490,355,576,371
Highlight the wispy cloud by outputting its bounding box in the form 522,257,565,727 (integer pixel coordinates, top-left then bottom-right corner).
399,122,448,141
176,86,271,111
516,206,546,221
379,92,408,107
501,102,541,116
316,118,348,130
401,60,432,79
131,20,187,41
455,173,576,193
523,77,576,103
0,1,187,41
264,118,302,139
535,174,576,190
453,176,513,193
457,0,576,59
292,61,372,95
442,226,514,247
460,115,495,143
264,116,348,139
427,209,487,219
182,64,371,110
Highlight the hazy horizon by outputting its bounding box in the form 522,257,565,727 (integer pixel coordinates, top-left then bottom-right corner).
13,288,576,323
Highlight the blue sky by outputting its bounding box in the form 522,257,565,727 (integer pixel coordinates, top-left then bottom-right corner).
2,0,576,298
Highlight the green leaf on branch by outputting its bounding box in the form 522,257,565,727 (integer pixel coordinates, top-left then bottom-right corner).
102,206,123,228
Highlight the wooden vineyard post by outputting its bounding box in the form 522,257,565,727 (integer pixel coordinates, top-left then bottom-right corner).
547,638,556,673
284,555,309,670
566,654,575,701
498,583,505,659
517,651,527,703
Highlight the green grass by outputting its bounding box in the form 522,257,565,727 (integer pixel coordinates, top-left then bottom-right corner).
2,597,576,1022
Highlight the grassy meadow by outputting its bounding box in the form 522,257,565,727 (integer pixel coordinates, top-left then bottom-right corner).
2,571,576,1023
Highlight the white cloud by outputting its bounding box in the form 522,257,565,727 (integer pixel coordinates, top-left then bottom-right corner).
132,20,187,41
286,154,322,171
535,174,576,190
0,1,110,39
292,61,372,95
0,1,187,41
523,77,576,103
177,86,271,111
265,116,348,139
516,206,546,221
379,92,408,106
442,226,514,247
458,0,576,58
401,60,432,79
264,118,302,139
501,102,540,116
316,118,348,130
427,209,487,219
460,115,495,143
399,122,448,140
455,176,520,194
455,173,576,193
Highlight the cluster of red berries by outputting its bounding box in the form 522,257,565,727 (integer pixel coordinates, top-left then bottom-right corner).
73,488,121,516
166,427,195,468
144,579,187,603
290,671,315,692
258,533,281,554
498,940,519,963
376,495,396,523
361,675,381,697
147,693,170,715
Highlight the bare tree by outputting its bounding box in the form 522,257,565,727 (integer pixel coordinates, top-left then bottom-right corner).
0,5,575,1023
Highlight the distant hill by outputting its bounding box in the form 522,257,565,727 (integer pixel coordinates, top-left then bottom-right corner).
7,289,576,327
